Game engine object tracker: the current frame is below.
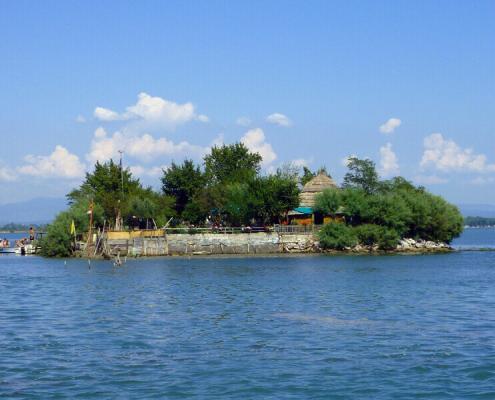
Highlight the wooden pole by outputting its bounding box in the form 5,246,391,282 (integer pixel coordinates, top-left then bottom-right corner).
88,201,94,245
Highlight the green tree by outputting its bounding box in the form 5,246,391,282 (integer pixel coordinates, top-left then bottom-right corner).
40,199,104,257
363,193,411,236
126,189,175,228
223,183,256,226
343,157,380,194
314,188,342,215
68,160,141,222
340,188,369,226
255,172,300,224
301,166,316,186
204,143,262,184
161,160,205,215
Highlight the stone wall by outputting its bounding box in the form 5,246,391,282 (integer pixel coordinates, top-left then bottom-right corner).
105,232,316,257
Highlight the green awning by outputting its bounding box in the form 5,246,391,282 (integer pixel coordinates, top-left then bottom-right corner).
292,207,313,215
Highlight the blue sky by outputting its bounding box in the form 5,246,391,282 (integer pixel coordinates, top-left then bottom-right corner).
0,0,494,205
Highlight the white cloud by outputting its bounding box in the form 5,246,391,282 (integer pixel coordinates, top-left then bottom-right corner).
236,116,251,127
197,114,209,123
266,113,292,127
420,133,495,173
379,143,400,177
0,167,16,182
94,107,124,121
75,115,86,123
93,92,208,130
87,128,211,163
18,145,86,179
379,118,401,134
130,165,168,178
241,128,277,166
291,158,312,168
341,154,357,167
414,175,448,185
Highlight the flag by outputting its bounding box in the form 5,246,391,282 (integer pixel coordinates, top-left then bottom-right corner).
70,220,76,236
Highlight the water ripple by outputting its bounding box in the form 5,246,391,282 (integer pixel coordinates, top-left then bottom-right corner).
1,251,495,398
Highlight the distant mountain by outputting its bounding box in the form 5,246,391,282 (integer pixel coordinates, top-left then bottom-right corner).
0,197,67,225
458,204,495,218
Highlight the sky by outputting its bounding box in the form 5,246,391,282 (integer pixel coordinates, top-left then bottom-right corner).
0,0,494,206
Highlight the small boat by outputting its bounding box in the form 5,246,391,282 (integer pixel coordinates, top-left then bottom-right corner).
0,239,15,254
14,243,36,255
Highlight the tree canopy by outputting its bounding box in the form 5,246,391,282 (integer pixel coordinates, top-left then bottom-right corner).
317,160,464,250
40,149,463,257
342,157,380,194
204,143,262,184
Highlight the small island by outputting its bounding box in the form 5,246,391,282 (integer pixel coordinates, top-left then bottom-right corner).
39,143,464,258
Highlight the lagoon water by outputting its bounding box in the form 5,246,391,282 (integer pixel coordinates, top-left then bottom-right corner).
1,229,494,399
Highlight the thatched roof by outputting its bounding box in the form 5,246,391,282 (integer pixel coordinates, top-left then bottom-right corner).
299,172,338,207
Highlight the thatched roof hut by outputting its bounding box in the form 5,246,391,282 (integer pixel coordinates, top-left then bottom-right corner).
299,172,338,207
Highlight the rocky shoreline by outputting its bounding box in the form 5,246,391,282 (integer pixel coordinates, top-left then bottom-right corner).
284,237,453,254
93,232,454,258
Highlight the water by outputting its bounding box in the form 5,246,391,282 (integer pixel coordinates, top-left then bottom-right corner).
452,227,495,250
0,230,494,399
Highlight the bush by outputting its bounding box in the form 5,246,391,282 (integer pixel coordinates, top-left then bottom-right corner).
354,224,400,250
354,224,382,247
318,222,357,250
39,211,73,257
377,227,401,250
40,199,104,257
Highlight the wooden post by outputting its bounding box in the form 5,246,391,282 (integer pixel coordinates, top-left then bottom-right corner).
88,201,94,245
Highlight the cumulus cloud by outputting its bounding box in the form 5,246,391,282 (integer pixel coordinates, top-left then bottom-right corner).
236,116,251,127
241,128,277,166
379,118,401,134
75,115,86,123
291,158,312,168
87,127,211,163
420,133,495,173
341,154,358,167
130,165,168,178
94,107,124,121
93,92,208,130
0,167,16,182
379,143,400,177
266,113,292,127
18,146,86,179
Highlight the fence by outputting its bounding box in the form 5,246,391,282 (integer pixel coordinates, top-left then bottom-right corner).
273,224,323,234
163,226,271,234
105,225,321,239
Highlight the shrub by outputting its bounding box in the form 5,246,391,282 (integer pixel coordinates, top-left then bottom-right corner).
39,211,73,257
377,227,401,250
354,224,400,250
318,222,357,250
354,224,382,247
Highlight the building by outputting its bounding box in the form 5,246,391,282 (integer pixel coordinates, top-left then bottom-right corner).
299,171,338,207
288,171,342,225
